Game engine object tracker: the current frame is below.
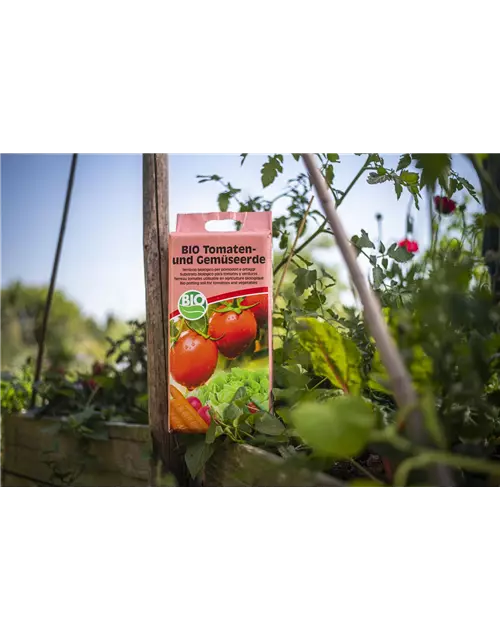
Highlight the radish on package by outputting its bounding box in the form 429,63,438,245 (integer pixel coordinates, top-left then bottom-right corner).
168,211,273,433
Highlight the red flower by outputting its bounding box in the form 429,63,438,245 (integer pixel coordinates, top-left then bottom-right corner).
434,195,456,215
398,238,419,253
92,361,104,376
87,379,98,390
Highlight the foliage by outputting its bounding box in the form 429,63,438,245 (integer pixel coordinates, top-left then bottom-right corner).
1,322,148,436
6,153,500,487
1,282,129,371
188,153,500,486
40,321,147,426
1,361,33,414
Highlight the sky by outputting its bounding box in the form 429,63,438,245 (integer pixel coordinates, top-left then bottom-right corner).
1,153,481,323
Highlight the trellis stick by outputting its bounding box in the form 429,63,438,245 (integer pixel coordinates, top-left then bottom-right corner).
31,153,78,409
302,153,454,486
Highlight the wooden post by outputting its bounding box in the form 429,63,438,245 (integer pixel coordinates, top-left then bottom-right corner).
143,154,187,485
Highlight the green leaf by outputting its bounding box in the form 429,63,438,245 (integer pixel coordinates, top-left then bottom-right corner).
185,440,214,479
394,180,403,199
326,153,339,162
400,171,419,185
412,154,451,190
297,317,361,393
292,153,301,161
292,396,375,458
294,268,317,297
197,174,222,183
372,265,384,289
205,422,217,444
224,403,243,423
218,191,231,212
350,236,361,256
325,164,334,186
351,229,375,250
396,154,412,171
186,315,208,337
448,177,460,196
388,244,413,263
303,292,326,312
254,413,285,436
367,172,391,185
453,174,479,202
240,153,248,166
232,386,248,403
279,231,289,251
261,154,284,188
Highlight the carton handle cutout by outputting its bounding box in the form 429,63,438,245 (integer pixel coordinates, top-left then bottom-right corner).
176,211,271,234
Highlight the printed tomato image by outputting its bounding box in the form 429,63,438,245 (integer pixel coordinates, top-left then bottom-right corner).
170,329,218,389
208,302,257,359
242,294,268,327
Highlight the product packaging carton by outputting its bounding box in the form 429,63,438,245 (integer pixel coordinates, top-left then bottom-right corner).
168,211,273,433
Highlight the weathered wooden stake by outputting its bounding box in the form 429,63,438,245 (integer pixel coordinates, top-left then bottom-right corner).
143,154,187,485
31,153,78,408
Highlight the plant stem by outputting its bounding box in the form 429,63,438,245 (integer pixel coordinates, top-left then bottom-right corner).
350,458,384,485
302,153,455,487
274,195,314,298
274,221,325,275
308,376,328,392
394,451,500,487
273,156,371,275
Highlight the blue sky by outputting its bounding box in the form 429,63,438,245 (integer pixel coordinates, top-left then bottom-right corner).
1,154,481,322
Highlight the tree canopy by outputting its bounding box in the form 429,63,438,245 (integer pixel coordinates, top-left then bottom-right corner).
1,282,128,372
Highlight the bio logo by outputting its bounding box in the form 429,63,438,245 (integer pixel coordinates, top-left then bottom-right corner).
178,290,208,321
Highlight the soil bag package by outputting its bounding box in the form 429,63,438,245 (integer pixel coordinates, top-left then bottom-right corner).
168,211,273,433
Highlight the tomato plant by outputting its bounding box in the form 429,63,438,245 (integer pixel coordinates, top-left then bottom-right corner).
185,153,500,486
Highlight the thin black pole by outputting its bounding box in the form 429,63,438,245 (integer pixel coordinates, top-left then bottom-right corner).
30,154,78,408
